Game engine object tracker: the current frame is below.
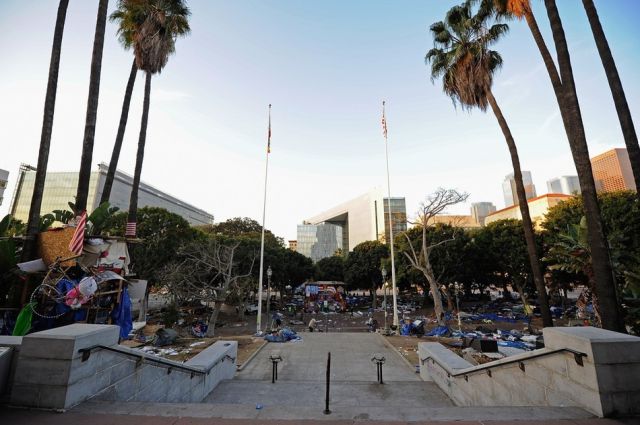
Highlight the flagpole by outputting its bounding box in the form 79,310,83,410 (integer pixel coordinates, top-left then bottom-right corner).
256,104,271,335
382,101,399,328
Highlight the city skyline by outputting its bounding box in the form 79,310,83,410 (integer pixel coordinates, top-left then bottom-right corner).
0,1,638,242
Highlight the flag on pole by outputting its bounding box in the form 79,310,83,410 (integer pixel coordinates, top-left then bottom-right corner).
382,101,388,139
267,104,272,154
125,222,137,238
68,211,87,255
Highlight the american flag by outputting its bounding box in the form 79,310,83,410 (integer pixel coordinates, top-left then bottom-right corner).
267,104,272,154
125,221,137,238
382,101,388,139
68,210,87,255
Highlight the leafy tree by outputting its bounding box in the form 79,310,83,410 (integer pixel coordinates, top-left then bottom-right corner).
107,207,198,284
426,2,552,326
22,0,69,261
198,217,283,247
344,241,389,308
75,0,109,212
315,256,345,282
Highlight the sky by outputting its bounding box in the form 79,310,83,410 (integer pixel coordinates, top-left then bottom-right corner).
0,0,639,243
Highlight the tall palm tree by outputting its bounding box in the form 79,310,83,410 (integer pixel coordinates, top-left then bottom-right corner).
477,0,625,332
426,1,553,327
100,59,137,206
543,0,624,332
582,0,640,193
75,0,109,213
109,0,190,237
22,0,70,261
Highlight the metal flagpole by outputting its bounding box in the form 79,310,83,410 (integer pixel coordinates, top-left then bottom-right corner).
382,101,399,328
256,104,271,334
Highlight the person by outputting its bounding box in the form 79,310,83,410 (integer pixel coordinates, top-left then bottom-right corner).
308,317,317,332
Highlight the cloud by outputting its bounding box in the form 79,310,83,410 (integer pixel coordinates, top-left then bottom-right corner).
153,89,192,102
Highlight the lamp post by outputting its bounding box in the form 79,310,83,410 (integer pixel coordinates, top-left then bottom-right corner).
381,267,390,335
453,282,462,332
266,266,272,331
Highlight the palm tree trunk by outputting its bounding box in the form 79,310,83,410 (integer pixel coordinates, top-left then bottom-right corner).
75,0,109,213
486,90,554,328
544,0,625,332
127,72,152,236
582,0,640,193
22,0,69,262
100,59,138,206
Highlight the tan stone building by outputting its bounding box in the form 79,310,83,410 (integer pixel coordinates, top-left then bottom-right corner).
431,215,481,229
484,193,573,228
591,148,636,193
288,240,298,252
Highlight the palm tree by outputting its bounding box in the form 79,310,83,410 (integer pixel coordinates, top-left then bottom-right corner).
582,0,640,193
426,1,553,327
75,0,109,213
543,0,624,332
109,0,190,237
22,0,70,261
100,59,137,206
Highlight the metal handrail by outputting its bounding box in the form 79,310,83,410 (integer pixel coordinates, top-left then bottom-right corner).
78,344,236,378
420,347,587,379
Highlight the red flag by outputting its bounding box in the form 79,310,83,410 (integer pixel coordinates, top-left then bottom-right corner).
68,211,87,255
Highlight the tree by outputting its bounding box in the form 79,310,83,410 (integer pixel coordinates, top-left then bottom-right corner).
582,0,640,193
344,241,389,308
75,0,109,212
163,238,255,336
315,256,345,282
22,0,69,261
106,206,198,284
100,59,138,205
400,188,468,325
198,217,283,247
542,0,623,332
116,0,191,237
426,2,553,326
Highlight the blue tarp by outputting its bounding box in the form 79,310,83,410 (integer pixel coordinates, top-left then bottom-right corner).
426,325,450,337
111,286,132,339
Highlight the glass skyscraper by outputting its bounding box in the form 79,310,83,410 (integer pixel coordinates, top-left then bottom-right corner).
296,223,343,263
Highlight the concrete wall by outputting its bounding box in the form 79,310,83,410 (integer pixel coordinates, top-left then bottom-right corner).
418,327,640,417
8,324,237,410
0,336,22,401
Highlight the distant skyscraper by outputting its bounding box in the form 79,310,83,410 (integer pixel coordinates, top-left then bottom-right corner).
591,148,636,193
470,202,496,226
296,223,343,263
547,176,581,195
0,169,8,206
288,240,298,252
502,171,536,207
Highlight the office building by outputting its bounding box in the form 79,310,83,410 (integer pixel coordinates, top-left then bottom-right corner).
0,169,8,206
502,171,536,207
303,188,407,253
288,240,298,252
485,193,572,229
296,223,343,263
591,148,636,193
431,215,481,229
470,202,496,226
9,163,214,226
547,176,581,195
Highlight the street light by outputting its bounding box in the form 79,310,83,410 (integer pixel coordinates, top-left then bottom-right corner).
381,267,390,335
266,266,273,331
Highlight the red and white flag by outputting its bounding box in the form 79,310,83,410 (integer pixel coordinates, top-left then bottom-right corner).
382,101,388,139
125,221,137,238
267,104,272,154
68,211,87,255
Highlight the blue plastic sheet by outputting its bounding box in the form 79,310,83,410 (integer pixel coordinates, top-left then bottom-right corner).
111,286,132,339
426,325,450,337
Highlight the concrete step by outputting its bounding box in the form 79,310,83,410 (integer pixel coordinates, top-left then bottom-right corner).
203,379,453,408
73,399,594,422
